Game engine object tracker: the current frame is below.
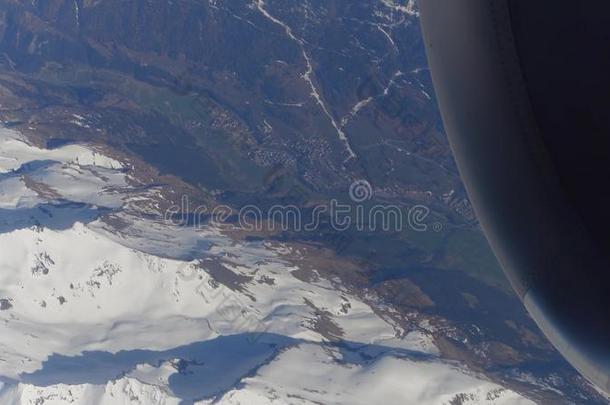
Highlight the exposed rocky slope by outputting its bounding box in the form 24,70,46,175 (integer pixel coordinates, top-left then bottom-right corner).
0,1,606,403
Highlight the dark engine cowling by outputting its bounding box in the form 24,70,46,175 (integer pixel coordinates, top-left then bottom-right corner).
419,1,610,392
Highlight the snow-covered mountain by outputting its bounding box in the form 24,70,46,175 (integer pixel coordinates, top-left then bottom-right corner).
0,0,607,403
0,127,538,403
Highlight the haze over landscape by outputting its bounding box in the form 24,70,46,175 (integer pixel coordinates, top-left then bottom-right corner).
0,1,606,404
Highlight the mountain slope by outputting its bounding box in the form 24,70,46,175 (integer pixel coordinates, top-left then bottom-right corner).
0,127,538,404
0,1,607,403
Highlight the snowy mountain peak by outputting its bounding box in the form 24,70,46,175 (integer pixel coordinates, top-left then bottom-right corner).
0,127,535,403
